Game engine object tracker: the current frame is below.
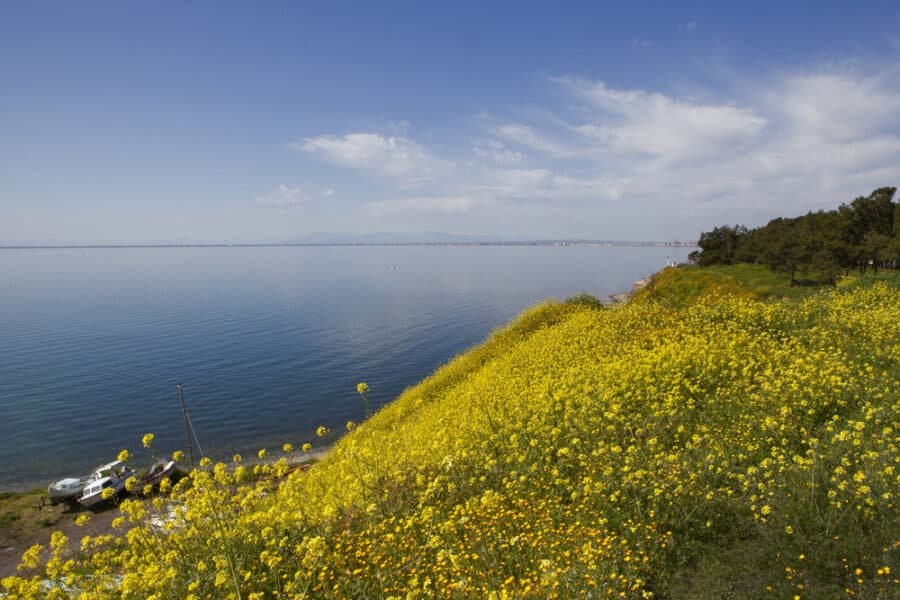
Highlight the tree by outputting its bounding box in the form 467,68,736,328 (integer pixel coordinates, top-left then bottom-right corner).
758,218,804,284
691,187,898,278
864,232,893,273
695,225,748,265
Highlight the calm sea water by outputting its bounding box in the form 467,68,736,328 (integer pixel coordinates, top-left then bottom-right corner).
0,245,688,490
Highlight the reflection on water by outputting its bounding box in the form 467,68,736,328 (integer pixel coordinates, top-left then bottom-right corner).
0,245,687,489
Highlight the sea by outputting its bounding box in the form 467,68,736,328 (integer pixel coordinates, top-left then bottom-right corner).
0,245,689,491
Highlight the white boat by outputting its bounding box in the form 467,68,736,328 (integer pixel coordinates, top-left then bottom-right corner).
77,461,134,508
47,475,96,505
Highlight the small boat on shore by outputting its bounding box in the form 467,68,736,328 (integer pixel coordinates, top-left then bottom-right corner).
78,460,134,508
140,459,177,488
47,474,96,505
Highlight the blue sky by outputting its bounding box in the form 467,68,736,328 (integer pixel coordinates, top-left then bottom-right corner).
2,1,899,243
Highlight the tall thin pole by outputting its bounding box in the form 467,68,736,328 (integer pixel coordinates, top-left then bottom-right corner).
178,384,195,468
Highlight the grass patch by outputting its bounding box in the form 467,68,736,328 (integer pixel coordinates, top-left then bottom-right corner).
0,512,20,528
634,263,900,306
0,489,64,544
563,291,608,309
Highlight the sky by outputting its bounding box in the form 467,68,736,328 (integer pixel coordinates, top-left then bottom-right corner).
2,1,900,244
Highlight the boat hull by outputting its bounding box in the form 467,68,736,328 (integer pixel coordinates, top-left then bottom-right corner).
78,471,133,509
140,460,177,488
48,477,92,504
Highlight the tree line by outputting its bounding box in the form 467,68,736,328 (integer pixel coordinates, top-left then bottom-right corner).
689,187,899,284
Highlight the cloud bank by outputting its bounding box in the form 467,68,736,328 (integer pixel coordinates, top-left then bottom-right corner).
282,63,900,238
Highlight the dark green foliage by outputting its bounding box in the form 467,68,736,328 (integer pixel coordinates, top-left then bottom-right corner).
695,225,749,265
564,292,607,309
692,187,898,281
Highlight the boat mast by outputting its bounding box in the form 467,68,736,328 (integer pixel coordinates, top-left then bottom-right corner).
177,383,195,468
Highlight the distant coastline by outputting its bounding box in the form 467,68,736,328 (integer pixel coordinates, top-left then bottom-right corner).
0,240,697,250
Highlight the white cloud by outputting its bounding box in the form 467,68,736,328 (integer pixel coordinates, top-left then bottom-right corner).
255,184,304,205
367,195,476,217
562,78,767,163
679,20,697,33
495,124,570,156
294,132,454,185
774,74,900,142
288,65,900,236
473,167,626,202
490,168,554,189
472,140,524,165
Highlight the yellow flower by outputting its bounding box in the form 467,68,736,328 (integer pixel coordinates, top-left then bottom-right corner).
117,449,130,463
283,443,294,453
346,421,356,431
141,432,155,448
357,382,369,395
74,514,90,527
232,453,242,463
785,525,793,535
199,456,212,467
302,443,312,453
101,487,116,500
316,426,328,437
172,450,184,462
258,448,267,459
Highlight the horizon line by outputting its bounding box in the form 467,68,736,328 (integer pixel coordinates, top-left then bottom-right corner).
0,240,699,250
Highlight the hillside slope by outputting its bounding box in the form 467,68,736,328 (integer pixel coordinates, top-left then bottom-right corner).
4,276,898,599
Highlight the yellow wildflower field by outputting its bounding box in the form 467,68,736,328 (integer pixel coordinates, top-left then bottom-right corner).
3,277,897,598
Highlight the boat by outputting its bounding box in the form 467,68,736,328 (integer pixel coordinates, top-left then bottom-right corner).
140,459,177,488
47,474,96,505
78,460,135,508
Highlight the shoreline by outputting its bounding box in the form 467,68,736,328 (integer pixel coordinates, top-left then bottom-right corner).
607,275,653,304
1,269,664,496
1,273,661,495
0,444,333,493
0,442,333,495
1,269,666,576
0,445,332,577
1,241,698,250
